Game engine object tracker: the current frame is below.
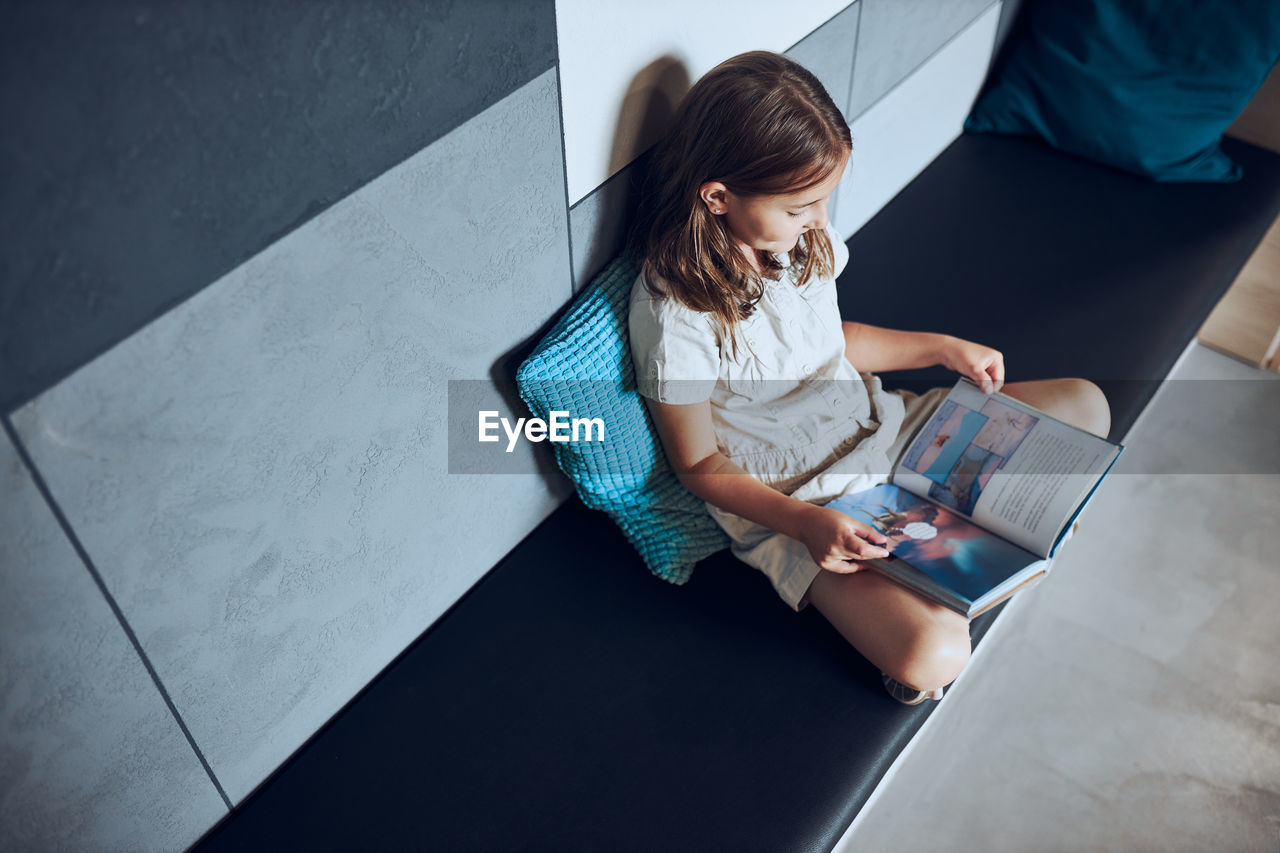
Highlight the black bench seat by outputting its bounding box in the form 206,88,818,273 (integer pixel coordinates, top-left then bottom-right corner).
197,494,1005,852
847,133,1280,427
194,131,1280,852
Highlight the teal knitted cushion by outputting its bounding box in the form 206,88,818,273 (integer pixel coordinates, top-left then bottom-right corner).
516,254,729,584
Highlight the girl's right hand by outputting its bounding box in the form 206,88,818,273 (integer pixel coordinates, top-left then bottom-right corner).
799,505,892,573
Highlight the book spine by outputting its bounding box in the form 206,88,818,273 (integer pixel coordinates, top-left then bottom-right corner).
969,569,1048,618
865,558,972,616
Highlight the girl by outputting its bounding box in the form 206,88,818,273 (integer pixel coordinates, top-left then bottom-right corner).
627,51,1110,704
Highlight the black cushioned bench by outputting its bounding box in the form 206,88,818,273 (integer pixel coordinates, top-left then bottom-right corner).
195,132,1280,852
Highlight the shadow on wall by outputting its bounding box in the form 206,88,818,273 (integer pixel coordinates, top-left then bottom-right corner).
577,56,693,289
487,55,693,478
609,55,692,176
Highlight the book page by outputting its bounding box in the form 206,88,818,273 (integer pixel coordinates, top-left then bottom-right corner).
827,483,1044,614
892,379,1121,556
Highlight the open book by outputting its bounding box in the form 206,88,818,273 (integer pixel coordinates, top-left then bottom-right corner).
826,377,1123,618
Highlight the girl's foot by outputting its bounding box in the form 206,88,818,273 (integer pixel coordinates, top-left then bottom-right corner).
882,673,942,705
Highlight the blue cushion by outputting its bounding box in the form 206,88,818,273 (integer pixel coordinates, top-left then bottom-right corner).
965,0,1280,182
516,254,729,584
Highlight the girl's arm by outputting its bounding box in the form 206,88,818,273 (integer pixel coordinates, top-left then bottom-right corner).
841,322,1005,393
643,397,891,570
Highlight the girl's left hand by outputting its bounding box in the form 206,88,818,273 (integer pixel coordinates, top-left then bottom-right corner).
940,335,1004,394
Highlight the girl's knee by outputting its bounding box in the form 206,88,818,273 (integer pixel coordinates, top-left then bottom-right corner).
1066,378,1111,438
882,613,971,693
1004,378,1110,438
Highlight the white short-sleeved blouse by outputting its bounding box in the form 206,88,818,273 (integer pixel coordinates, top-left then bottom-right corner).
628,223,907,500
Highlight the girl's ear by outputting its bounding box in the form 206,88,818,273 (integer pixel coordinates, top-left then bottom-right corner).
698,181,730,215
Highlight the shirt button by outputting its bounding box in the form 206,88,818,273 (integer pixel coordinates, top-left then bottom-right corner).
833,397,841,406
802,363,811,373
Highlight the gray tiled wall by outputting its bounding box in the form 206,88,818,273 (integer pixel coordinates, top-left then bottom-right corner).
0,433,227,850
10,68,570,805
787,2,865,232
849,0,996,117
0,2,1008,848
0,0,556,416
568,151,652,293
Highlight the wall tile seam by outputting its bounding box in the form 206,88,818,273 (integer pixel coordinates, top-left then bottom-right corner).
784,0,860,54
208,70,572,796
846,1,864,122
847,0,1002,126
552,65,577,296
1,23,562,424
566,0,862,208
0,66,572,430
568,156,635,215
826,1,863,227
5,70,572,813
0,413,234,812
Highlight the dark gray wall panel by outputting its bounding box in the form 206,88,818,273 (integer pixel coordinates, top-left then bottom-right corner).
0,0,556,415
569,153,650,293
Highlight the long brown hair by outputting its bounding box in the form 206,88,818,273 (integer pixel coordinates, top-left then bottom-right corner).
630,50,852,358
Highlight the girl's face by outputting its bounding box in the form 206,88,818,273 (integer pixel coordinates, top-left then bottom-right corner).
702,156,848,269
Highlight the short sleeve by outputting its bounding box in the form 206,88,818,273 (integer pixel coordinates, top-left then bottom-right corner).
825,223,849,279
628,275,721,404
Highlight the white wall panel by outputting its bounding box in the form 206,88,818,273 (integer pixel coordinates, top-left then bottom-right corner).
833,2,1001,240
557,0,855,204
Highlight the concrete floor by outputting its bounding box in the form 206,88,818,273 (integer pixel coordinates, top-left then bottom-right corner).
837,342,1280,853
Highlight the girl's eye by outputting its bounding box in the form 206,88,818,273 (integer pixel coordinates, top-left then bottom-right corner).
787,211,803,217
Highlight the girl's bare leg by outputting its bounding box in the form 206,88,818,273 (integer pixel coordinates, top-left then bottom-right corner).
806,569,971,693
804,379,1110,693
1000,378,1111,438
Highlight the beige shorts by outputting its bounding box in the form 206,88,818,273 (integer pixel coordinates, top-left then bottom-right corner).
727,385,951,612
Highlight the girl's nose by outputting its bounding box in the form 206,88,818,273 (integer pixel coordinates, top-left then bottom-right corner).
808,203,829,231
